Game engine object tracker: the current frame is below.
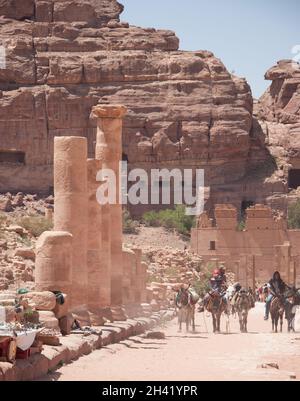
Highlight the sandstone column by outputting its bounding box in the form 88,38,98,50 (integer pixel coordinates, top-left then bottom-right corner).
87,158,110,309
132,248,142,303
140,261,148,302
35,231,72,295
122,248,136,304
45,207,53,222
54,137,88,312
91,104,127,306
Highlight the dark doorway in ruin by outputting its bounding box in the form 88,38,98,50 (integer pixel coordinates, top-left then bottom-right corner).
241,200,254,219
0,150,25,164
209,241,216,251
288,169,300,190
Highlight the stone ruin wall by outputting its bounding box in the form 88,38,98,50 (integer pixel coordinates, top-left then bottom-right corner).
191,204,300,288
0,1,299,217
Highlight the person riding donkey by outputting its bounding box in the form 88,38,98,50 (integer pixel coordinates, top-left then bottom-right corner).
231,283,255,310
175,283,200,308
199,266,228,312
264,271,289,321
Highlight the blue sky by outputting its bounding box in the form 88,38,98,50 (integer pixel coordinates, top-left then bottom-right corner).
120,0,300,98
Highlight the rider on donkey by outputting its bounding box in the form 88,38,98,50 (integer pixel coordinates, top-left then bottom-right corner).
199,266,227,312
264,271,289,320
211,266,227,291
176,283,199,306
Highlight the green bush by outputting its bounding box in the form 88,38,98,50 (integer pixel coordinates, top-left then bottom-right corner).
142,205,195,236
122,209,139,234
237,220,246,231
191,262,215,297
17,235,33,247
17,215,53,237
147,273,163,284
288,200,300,229
142,210,161,227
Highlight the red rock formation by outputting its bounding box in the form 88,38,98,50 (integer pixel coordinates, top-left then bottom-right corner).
0,1,251,195
255,60,300,211
0,1,299,217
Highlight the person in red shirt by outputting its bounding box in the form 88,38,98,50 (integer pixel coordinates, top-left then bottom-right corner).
199,267,227,312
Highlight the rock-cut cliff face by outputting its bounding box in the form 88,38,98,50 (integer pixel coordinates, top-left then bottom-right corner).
254,60,300,212
0,0,299,216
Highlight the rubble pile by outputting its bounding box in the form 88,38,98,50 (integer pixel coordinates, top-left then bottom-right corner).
143,246,235,308
0,193,54,216
0,243,36,292
0,194,54,291
146,247,203,284
0,230,35,291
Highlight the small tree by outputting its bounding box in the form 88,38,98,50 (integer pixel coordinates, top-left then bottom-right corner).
237,220,246,231
142,205,195,236
17,215,53,237
122,209,139,234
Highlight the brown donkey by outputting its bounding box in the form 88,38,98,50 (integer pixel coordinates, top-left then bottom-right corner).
235,288,253,333
270,295,285,333
176,287,196,332
205,291,227,333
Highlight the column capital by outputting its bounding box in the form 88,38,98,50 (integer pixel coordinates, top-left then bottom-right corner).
92,104,127,119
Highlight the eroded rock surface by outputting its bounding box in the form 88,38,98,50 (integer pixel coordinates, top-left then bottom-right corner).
0,1,300,216
255,60,300,211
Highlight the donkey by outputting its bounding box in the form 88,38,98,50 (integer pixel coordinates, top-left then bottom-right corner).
176,287,196,332
285,287,300,332
270,295,285,333
224,285,236,315
234,288,253,333
205,290,227,333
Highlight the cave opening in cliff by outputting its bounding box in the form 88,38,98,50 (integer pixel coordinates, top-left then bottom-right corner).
288,169,300,190
0,150,25,165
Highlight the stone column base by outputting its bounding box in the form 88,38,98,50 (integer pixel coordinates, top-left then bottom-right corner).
123,303,143,319
71,308,91,327
87,309,106,326
110,306,128,321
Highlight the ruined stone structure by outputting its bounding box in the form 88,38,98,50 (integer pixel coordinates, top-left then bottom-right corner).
0,1,299,217
35,104,148,320
35,231,73,296
191,204,300,288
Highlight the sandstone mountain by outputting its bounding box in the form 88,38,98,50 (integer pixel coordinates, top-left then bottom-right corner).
0,0,299,217
254,60,300,211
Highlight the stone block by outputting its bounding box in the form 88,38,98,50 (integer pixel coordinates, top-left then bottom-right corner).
23,291,56,311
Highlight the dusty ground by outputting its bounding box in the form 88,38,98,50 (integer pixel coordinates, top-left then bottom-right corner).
123,226,189,251
42,303,300,381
